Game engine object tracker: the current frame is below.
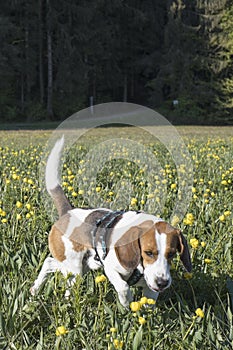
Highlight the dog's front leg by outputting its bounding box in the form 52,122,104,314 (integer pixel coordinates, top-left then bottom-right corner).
104,267,133,308
30,256,61,295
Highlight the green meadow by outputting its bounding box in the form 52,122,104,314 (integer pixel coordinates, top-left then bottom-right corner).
0,126,233,349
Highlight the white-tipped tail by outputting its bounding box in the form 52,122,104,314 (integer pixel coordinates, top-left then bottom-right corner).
46,136,64,193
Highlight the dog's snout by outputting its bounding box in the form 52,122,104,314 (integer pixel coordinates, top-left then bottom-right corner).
157,278,169,289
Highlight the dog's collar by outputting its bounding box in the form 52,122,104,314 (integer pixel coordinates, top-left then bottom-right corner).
92,210,125,264
127,268,143,286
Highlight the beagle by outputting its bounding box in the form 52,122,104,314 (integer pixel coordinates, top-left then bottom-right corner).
30,137,192,307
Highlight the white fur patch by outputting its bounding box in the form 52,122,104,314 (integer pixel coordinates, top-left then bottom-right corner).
111,211,163,245
46,136,64,192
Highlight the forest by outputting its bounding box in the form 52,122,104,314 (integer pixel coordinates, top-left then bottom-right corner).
1,0,233,125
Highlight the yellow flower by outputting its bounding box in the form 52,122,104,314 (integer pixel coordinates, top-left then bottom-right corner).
190,238,199,249
171,215,180,226
183,213,194,226
16,214,22,221
26,213,31,219
72,191,78,197
219,215,225,222
201,241,206,248
138,316,146,325
78,189,84,195
130,301,141,312
204,258,212,264
171,183,177,190
12,173,19,180
147,298,156,305
195,308,204,318
224,210,231,217
25,203,31,210
1,218,8,223
183,272,193,280
110,327,117,333
139,296,148,305
96,186,101,192
16,201,23,208
221,180,228,186
95,275,107,284
130,197,137,206
55,326,69,336
113,339,124,349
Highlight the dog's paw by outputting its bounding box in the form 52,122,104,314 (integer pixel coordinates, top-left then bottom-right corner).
30,286,37,296
118,288,133,308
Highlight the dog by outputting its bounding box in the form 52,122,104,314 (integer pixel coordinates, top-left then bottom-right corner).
30,137,192,307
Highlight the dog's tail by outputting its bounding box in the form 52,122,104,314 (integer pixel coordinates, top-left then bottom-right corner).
46,136,72,217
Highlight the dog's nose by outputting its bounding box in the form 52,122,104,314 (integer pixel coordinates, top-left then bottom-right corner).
157,278,169,289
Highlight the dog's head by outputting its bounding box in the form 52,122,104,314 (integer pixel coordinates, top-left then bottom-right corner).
115,220,192,293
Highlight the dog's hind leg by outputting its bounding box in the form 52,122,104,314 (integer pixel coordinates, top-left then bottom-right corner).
30,256,61,295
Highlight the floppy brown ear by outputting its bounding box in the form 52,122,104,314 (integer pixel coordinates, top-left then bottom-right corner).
115,226,141,271
178,231,192,272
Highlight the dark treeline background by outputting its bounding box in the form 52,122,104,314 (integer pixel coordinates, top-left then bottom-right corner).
1,0,233,125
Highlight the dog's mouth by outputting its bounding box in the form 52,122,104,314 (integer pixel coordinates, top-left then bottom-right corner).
148,284,164,293
147,279,171,293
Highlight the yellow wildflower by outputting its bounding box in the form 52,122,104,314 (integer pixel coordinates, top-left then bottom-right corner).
204,258,212,264
195,308,204,318
25,203,31,210
221,180,228,186
219,215,225,222
110,327,117,333
130,301,141,312
95,275,107,284
147,298,156,305
113,339,124,349
171,215,180,226
16,201,23,208
130,197,137,206
55,326,69,336
190,238,199,249
139,296,148,305
183,213,194,226
183,272,193,280
138,316,146,325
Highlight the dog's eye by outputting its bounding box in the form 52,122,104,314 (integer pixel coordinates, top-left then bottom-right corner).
145,251,155,258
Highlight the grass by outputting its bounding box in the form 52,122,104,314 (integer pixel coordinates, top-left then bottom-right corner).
0,126,233,349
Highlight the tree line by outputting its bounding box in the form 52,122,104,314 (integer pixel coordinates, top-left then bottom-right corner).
1,0,233,124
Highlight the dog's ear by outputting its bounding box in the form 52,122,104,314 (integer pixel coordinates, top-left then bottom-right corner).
177,231,192,272
115,226,141,270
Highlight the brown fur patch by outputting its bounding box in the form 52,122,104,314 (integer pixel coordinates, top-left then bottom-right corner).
48,214,70,261
68,209,109,253
50,185,72,217
155,221,192,271
115,226,141,270
140,222,158,267
69,225,93,252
